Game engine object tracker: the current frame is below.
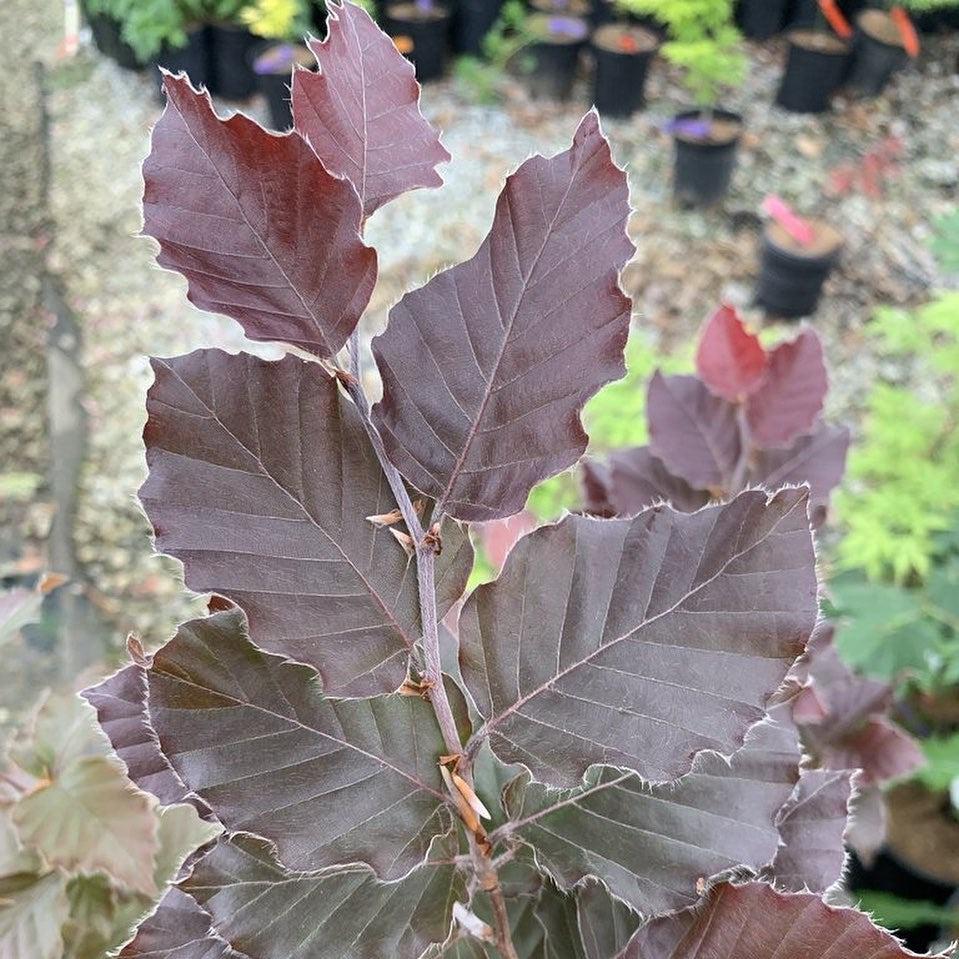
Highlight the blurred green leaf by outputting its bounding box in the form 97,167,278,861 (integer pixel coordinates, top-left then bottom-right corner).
0,872,69,959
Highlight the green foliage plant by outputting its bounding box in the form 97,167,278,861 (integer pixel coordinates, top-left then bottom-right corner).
453,0,533,104
241,0,311,39
612,0,747,107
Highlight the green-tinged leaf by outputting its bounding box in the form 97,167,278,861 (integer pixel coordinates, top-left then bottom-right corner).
145,609,456,880
153,804,222,889
0,872,69,959
831,577,938,681
180,831,465,958
0,811,41,876
915,733,959,794
10,692,107,779
61,874,148,959
460,489,817,788
856,891,959,932
500,708,800,916
0,588,43,648
574,881,639,959
12,756,159,896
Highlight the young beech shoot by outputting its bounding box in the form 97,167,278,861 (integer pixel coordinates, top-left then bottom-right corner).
82,4,944,957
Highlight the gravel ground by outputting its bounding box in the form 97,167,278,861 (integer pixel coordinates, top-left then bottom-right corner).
7,20,958,661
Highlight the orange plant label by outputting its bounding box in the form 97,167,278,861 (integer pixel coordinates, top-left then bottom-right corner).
891,6,920,57
818,0,853,39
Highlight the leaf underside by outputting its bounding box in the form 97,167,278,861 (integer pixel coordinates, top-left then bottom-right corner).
291,0,450,216
460,488,818,787
139,349,473,697
372,111,634,522
143,74,376,358
145,609,453,880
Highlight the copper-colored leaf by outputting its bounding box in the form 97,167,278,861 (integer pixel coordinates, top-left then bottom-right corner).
623,881,945,959
459,489,818,787
140,349,473,697
291,1,450,216
372,112,634,522
647,372,741,491
695,305,767,402
746,330,827,448
145,609,455,880
143,74,376,358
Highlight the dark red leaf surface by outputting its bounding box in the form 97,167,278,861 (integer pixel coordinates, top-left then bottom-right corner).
502,707,801,916
82,663,198,810
750,422,850,528
140,349,472,697
146,610,455,879
769,768,853,893
624,881,941,959
143,74,376,358
796,631,923,786
647,373,741,491
746,330,827,448
292,1,450,216
695,305,767,402
581,446,711,517
460,489,817,787
372,112,634,522
119,887,234,959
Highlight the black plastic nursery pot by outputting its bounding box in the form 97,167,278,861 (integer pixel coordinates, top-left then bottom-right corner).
787,0,866,28
735,0,790,40
523,13,589,101
386,3,452,82
846,9,909,96
451,0,505,53
84,10,142,70
755,219,842,318
671,109,742,207
775,30,850,113
251,43,313,131
590,24,659,119
208,23,259,99
153,26,210,94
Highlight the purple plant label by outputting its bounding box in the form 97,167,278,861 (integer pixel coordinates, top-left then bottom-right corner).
415,0,434,13
253,43,296,75
547,16,588,39
663,117,712,138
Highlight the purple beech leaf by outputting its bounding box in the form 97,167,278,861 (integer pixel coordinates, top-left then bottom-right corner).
749,422,850,528
177,831,465,958
797,631,923,786
372,112,634,522
768,768,854,893
621,880,946,959
291,1,450,216
459,488,818,788
745,330,828,448
501,707,801,916
119,887,234,959
139,349,473,697
145,609,458,880
82,662,204,811
580,457,615,516
582,446,711,517
143,74,376,359
647,372,741,491
845,782,887,866
695,305,767,402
